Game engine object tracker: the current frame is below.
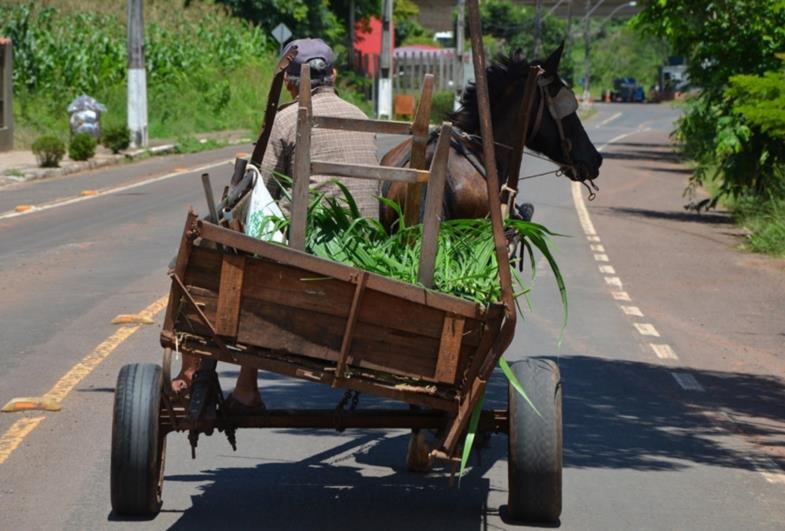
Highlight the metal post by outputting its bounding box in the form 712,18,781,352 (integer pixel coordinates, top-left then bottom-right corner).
455,0,465,109
127,0,148,148
582,0,592,103
378,0,394,119
533,0,543,57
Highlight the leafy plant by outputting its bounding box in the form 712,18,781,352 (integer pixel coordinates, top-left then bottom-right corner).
101,124,130,154
250,179,566,309
31,135,65,167
68,132,97,161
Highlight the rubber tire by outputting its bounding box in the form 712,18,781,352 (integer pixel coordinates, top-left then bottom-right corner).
507,357,562,523
111,363,166,517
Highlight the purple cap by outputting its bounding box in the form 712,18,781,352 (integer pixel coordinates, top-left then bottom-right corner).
283,38,335,77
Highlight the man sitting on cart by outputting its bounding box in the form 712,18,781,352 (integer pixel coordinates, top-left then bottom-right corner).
173,38,380,413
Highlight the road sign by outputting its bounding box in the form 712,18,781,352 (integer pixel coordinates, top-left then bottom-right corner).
271,23,292,46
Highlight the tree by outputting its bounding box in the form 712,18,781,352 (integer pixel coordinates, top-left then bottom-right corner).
635,0,785,99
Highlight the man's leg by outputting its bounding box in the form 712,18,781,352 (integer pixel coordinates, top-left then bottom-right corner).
231,367,263,407
173,355,263,408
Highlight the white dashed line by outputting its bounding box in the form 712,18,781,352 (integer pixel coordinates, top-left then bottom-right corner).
604,276,623,288
598,265,616,274
620,305,644,317
672,372,705,392
611,291,631,301
590,244,605,252
650,343,678,360
594,254,609,262
633,323,660,336
587,235,601,242
596,111,623,128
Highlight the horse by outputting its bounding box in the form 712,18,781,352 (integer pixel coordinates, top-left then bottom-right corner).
380,43,603,229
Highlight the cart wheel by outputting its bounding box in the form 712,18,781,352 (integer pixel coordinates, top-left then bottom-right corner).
111,363,167,518
507,358,562,523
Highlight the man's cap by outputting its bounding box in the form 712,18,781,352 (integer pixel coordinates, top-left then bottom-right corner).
283,38,335,77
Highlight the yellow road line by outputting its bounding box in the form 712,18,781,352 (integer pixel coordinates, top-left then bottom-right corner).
0,295,167,465
0,417,45,464
44,296,168,404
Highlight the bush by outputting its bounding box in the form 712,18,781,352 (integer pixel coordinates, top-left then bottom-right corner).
32,135,65,167
101,125,130,154
69,133,97,161
430,91,456,124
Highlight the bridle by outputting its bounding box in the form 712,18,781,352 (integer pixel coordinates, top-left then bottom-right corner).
456,70,599,204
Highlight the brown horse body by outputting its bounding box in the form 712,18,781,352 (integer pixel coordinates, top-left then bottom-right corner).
380,44,603,230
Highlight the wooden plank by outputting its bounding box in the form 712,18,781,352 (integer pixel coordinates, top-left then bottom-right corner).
313,116,412,135
236,298,442,379
238,258,485,345
417,122,452,287
334,271,368,384
195,221,486,320
168,340,459,412
162,210,199,334
290,63,312,251
310,160,429,183
404,74,434,228
434,314,466,384
215,254,246,337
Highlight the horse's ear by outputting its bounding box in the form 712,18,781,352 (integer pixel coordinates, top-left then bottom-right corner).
543,41,565,74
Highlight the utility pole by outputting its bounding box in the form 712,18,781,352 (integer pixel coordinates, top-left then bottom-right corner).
533,0,543,57
127,0,148,148
455,0,465,109
378,0,394,119
582,0,592,103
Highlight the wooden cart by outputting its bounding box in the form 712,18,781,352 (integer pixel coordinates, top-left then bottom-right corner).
109,1,562,523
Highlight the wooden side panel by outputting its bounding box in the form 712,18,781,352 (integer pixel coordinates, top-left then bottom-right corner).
215,255,246,337
434,314,465,384
236,298,441,379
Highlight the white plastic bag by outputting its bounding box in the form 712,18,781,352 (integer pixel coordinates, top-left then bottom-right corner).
245,167,286,243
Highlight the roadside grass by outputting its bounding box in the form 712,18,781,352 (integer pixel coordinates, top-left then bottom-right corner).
731,196,785,256
691,170,785,257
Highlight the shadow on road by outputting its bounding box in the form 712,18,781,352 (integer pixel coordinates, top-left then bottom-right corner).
151,355,784,529
605,207,733,226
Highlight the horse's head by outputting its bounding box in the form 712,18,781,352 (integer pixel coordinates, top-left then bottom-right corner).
527,43,603,182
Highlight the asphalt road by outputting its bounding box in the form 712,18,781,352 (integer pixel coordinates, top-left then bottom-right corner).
1,104,783,530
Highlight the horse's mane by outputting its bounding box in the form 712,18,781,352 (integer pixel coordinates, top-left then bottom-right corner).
449,53,533,134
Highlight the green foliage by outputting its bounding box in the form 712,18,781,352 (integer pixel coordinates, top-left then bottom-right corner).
635,0,785,98
250,180,566,308
394,0,431,46
477,0,566,58
578,21,670,92
68,132,97,161
727,72,785,137
430,91,455,124
31,135,65,167
101,124,130,154
0,3,279,146
734,194,785,256
636,0,785,249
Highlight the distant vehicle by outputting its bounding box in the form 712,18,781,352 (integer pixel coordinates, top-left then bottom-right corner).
611,77,645,103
